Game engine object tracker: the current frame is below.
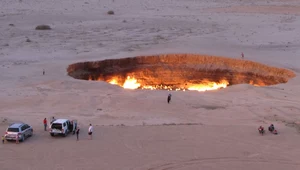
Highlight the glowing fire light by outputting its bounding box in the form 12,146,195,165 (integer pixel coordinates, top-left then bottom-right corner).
106,76,229,91
122,76,141,89
249,80,264,87
109,79,118,85
187,80,229,92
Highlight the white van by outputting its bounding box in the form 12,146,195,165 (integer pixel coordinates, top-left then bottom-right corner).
49,119,77,137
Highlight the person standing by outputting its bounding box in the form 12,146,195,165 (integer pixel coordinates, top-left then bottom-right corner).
268,124,275,132
76,128,80,141
88,124,93,140
43,118,47,131
16,135,19,144
43,69,45,75
50,116,55,124
167,94,172,104
2,136,5,144
241,52,244,59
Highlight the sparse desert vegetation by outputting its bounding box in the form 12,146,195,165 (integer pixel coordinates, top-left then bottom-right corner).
35,25,51,30
107,10,114,15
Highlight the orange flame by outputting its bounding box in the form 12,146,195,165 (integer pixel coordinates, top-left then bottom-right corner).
123,76,141,89
109,79,118,85
88,75,266,90
107,76,229,91
187,80,229,92
249,80,265,87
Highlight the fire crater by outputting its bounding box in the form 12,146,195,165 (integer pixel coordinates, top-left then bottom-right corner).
67,54,295,91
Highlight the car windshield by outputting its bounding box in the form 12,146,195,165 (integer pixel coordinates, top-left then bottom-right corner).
7,128,19,132
51,123,62,129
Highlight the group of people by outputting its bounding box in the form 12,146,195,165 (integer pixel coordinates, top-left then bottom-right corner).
73,123,93,140
43,118,93,141
73,123,93,141
258,124,278,135
43,117,56,131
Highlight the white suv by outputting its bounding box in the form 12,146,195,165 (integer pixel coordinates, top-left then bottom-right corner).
49,119,77,137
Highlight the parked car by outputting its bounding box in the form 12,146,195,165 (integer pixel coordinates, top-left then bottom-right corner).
4,123,33,142
49,119,77,137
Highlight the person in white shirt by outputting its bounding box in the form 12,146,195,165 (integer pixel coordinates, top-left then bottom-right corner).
88,124,93,140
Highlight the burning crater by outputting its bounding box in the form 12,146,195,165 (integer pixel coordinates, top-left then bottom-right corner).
67,54,295,91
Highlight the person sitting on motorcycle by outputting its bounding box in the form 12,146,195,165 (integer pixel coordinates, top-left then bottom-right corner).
268,124,275,132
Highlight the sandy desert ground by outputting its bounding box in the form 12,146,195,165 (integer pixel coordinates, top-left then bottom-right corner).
0,0,300,169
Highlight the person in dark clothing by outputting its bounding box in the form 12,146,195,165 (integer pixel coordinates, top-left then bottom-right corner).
76,128,80,141
167,94,172,104
268,124,275,132
50,116,55,124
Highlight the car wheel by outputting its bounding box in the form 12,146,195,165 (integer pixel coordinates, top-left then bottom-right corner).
64,130,69,137
21,135,25,142
50,133,54,136
29,130,33,137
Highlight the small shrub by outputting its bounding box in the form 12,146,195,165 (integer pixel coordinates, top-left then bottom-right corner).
107,10,114,15
35,25,51,30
